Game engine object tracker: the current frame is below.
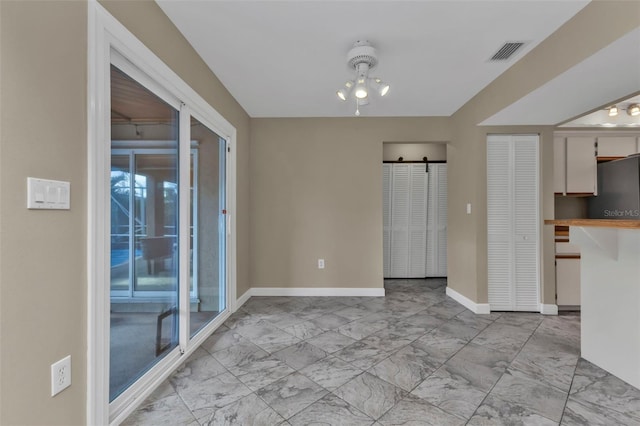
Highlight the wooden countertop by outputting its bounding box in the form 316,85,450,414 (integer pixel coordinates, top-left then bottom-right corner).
545,219,640,229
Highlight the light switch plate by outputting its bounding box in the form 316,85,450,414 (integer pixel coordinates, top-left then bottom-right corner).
27,178,70,210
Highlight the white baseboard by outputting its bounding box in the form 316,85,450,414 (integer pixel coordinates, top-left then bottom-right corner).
248,287,386,297
235,289,252,311
446,286,491,314
540,303,558,315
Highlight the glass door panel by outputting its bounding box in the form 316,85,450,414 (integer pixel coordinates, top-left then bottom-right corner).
109,65,179,401
190,117,226,336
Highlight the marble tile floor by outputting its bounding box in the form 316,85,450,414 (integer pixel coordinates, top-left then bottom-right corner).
123,279,640,425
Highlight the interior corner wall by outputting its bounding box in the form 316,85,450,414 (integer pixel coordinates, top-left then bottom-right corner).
99,0,252,298
249,117,450,290
447,0,640,306
0,1,88,424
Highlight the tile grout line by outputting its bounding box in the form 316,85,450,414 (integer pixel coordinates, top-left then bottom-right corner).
463,315,548,424
558,355,581,425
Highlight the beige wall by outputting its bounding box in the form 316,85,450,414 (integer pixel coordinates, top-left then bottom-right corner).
447,1,640,304
250,117,450,289
0,1,251,424
0,2,88,424
383,142,447,162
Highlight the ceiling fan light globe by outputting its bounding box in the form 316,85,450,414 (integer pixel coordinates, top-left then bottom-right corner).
355,88,368,99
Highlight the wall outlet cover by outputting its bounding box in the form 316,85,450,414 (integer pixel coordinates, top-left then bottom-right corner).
51,355,71,396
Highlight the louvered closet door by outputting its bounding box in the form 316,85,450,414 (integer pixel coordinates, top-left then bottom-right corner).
408,164,428,277
488,137,515,310
389,164,411,277
383,164,392,277
384,163,429,278
513,136,539,310
487,135,539,311
426,164,448,277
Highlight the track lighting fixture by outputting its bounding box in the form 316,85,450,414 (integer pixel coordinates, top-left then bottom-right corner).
608,106,619,117
627,104,640,116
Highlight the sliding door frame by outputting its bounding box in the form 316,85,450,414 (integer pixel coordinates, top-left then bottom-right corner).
87,2,237,424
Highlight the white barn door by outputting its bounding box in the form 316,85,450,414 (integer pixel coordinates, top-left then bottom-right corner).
383,163,429,278
426,163,447,277
487,135,540,311
383,164,392,277
390,164,411,277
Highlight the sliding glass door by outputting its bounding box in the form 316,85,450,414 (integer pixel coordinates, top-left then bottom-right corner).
189,117,227,336
109,64,227,402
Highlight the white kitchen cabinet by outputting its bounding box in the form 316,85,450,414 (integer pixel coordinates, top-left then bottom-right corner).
555,133,640,196
556,257,581,306
566,136,596,194
597,136,638,158
555,241,581,254
487,134,540,311
554,136,566,194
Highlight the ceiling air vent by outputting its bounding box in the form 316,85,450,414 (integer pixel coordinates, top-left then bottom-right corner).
490,42,525,61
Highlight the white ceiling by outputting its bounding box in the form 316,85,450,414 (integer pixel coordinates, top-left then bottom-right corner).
481,27,640,127
157,0,589,118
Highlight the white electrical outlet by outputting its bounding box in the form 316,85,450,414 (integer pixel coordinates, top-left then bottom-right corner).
51,355,71,396
318,259,325,269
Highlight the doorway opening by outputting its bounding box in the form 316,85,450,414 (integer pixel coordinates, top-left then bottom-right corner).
382,142,448,279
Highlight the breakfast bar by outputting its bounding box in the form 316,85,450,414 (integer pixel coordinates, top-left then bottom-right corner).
545,219,640,389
